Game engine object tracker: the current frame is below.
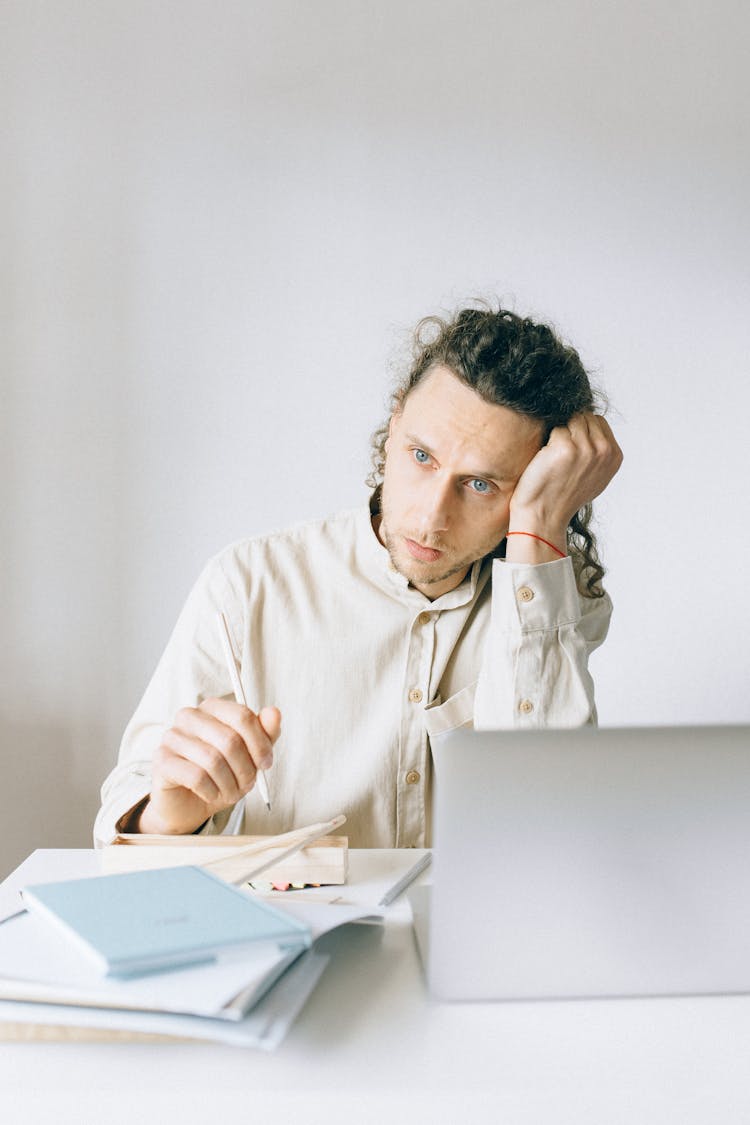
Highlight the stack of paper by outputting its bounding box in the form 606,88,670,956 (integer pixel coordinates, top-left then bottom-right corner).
0,866,381,1048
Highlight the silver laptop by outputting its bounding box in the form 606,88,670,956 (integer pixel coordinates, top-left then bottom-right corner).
412,725,750,1001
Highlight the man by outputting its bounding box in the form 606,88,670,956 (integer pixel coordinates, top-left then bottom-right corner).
95,306,623,848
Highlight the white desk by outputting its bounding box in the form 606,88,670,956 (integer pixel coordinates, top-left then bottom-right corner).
2,849,750,1125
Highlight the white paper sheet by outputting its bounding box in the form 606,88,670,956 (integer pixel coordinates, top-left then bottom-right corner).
0,950,329,1049
0,899,379,1026
0,909,299,1019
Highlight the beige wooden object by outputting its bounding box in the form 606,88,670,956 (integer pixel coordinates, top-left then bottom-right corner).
103,832,348,886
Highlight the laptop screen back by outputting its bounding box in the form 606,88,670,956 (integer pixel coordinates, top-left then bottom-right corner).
429,725,750,1000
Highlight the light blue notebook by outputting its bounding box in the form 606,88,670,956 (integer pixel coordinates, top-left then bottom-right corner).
21,865,311,978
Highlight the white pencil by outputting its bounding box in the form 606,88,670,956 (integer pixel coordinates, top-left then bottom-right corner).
200,816,345,874
378,851,432,906
216,611,272,812
230,814,347,886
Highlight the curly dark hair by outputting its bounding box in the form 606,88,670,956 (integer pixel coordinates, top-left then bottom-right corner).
367,305,607,598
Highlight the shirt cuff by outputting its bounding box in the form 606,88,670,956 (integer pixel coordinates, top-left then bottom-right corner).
491,555,581,633
93,778,151,847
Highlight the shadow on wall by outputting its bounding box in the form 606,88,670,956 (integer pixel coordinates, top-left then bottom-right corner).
0,718,104,879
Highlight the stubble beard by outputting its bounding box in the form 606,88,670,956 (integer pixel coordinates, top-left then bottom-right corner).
378,508,480,591
383,529,471,589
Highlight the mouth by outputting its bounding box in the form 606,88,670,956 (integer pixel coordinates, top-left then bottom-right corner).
404,538,444,563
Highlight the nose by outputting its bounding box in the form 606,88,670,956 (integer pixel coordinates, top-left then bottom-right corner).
415,475,452,539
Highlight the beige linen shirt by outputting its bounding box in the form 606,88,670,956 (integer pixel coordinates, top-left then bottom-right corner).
94,502,612,848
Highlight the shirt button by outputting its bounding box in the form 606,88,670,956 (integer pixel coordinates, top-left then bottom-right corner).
518,698,535,715
405,770,421,785
408,688,423,703
517,586,535,603
417,611,431,626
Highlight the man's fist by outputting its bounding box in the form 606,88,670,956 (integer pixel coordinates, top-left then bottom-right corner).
137,699,282,835
506,414,623,560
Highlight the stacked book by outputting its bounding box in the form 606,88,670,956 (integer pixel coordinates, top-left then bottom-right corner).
0,826,377,1048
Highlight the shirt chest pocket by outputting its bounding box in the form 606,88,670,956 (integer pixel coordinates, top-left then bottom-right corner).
423,682,476,740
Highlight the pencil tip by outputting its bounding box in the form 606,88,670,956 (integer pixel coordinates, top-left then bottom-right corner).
265,802,271,812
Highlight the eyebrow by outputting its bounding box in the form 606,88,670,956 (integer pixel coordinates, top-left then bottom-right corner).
404,432,513,483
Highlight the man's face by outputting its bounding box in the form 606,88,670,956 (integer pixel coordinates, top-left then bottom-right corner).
377,365,544,599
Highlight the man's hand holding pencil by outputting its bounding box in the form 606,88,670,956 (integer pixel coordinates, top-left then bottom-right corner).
136,698,282,835
134,612,281,836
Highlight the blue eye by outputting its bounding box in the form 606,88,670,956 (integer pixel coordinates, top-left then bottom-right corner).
468,479,490,494
414,449,429,463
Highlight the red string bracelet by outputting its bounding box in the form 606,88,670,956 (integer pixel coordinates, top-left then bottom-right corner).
506,531,567,559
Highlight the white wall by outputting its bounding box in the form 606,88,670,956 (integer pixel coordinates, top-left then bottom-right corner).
2,0,749,876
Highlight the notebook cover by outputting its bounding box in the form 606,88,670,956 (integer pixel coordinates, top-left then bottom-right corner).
21,865,311,977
